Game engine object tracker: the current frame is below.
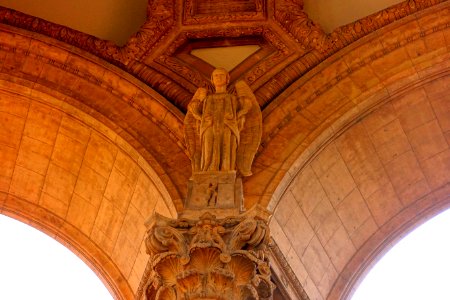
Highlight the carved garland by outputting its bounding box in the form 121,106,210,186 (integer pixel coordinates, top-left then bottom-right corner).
273,0,328,53
122,0,175,64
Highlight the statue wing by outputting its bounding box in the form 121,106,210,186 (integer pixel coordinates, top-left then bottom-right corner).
235,81,262,177
184,88,206,172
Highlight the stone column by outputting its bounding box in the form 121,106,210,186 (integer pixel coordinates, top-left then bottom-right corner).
142,68,274,299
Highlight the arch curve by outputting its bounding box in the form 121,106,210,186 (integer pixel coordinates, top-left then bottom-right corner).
0,78,176,298
247,1,450,208
270,74,450,299
328,184,450,300
0,24,189,211
0,197,132,299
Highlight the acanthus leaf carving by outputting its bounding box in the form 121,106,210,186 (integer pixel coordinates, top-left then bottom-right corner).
143,205,275,300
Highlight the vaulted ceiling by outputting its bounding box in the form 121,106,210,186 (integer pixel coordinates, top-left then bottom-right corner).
0,0,418,110
0,1,448,300
0,0,404,44
1,0,445,209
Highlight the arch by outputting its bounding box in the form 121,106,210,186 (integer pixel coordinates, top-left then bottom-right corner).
264,7,449,298
0,199,128,299
0,3,448,300
269,74,450,299
246,1,450,208
0,81,175,298
328,184,450,300
0,24,189,211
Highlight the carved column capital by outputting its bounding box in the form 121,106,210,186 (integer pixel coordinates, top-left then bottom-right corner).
144,205,275,300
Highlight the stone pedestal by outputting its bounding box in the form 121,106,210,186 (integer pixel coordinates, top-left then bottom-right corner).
182,171,243,219
143,205,275,300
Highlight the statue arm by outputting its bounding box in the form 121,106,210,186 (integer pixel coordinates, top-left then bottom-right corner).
188,88,207,121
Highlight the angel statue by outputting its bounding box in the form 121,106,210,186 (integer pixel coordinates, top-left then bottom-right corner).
184,68,262,177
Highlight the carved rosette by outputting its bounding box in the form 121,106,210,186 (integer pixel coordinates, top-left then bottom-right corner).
144,205,275,300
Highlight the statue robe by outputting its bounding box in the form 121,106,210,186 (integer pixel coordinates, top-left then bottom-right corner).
199,92,240,172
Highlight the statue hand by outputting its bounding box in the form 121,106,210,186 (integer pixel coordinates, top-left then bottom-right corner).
196,88,207,101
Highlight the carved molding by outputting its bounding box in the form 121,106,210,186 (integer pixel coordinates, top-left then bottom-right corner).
183,0,266,24
0,0,445,113
0,0,175,66
140,205,275,300
260,16,450,147
0,7,121,64
152,26,293,107
122,0,175,64
327,0,447,51
274,0,328,53
269,239,310,300
274,0,447,54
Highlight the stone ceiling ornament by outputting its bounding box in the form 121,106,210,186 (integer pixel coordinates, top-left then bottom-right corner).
0,0,444,112
142,68,273,300
274,0,328,52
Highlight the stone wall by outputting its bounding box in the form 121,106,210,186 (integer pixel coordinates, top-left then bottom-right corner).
0,86,174,299
271,75,450,299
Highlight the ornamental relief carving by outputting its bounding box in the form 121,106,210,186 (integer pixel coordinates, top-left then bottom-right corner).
144,207,274,300
327,0,446,50
155,55,209,91
274,0,447,54
140,67,273,300
122,0,175,64
183,0,266,24
0,0,445,114
150,25,294,107
273,0,328,53
0,0,175,66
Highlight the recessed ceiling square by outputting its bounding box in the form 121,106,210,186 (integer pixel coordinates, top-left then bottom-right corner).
191,45,261,71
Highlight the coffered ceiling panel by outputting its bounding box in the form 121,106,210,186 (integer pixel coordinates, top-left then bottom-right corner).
190,45,261,71
0,0,409,46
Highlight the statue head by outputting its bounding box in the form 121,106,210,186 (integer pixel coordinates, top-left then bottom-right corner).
211,68,230,91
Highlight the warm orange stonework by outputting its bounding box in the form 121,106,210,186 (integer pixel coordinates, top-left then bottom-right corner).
0,87,175,298
0,0,449,300
271,75,450,299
